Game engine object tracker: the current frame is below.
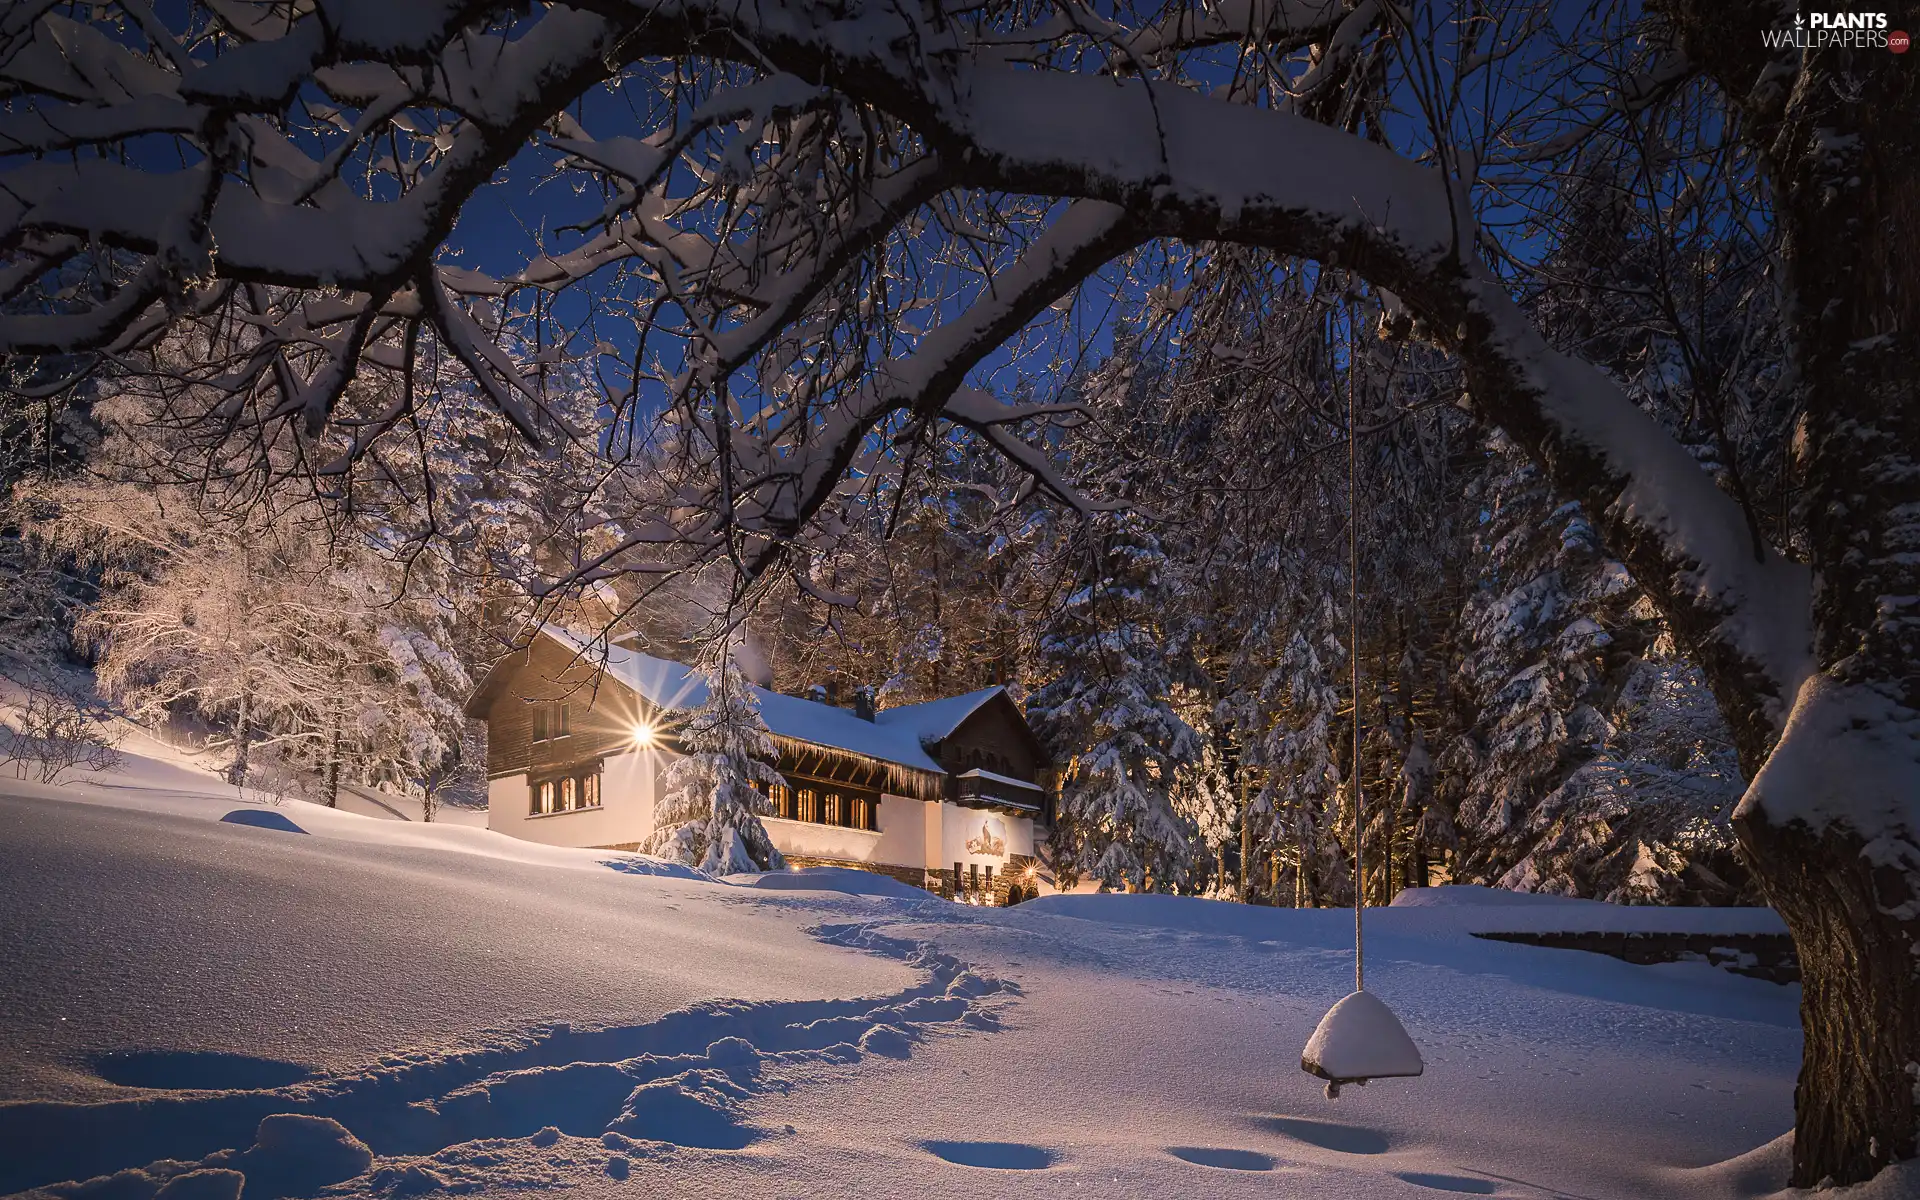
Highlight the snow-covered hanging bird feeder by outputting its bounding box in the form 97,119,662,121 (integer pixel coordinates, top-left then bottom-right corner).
1300,989,1424,1098
1299,323,1424,1103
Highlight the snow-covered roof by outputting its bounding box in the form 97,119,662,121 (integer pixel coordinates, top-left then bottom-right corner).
872,686,1008,744
541,628,950,776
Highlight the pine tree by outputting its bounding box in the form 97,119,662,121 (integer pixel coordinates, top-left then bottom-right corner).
1032,509,1199,892
1439,435,1744,901
1235,618,1349,906
1442,436,1623,882
1495,624,1746,903
646,636,789,874
1171,698,1238,897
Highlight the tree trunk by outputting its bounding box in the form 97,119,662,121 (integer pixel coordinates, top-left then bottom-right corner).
322,709,342,808
1625,9,1920,1180
1748,35,1919,1186
1239,798,1253,904
1739,812,1918,1186
227,688,251,788
1294,801,1316,908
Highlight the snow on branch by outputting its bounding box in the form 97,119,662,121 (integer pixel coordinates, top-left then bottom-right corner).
0,0,1812,748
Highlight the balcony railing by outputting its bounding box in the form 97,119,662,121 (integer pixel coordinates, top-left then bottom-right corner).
948,767,1044,812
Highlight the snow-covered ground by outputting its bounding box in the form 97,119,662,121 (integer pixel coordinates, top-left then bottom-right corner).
0,750,1909,1200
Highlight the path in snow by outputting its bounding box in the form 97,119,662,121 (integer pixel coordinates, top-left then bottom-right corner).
0,784,911,1110
2,918,1013,1197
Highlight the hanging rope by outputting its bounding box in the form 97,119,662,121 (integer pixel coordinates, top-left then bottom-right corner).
1348,319,1364,994
1301,314,1424,1100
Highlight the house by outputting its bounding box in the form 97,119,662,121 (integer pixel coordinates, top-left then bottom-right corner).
463,627,1052,903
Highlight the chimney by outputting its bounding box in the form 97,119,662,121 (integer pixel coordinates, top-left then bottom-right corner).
852,685,876,722
806,684,828,705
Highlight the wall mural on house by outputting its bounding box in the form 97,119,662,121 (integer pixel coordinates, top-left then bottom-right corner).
966,817,1007,857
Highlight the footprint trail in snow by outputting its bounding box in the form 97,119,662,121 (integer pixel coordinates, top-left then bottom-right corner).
0,922,1017,1199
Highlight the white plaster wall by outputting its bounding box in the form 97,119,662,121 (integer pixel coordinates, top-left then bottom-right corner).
487,775,530,832
485,754,971,869
870,795,927,868
764,794,930,870
765,817,885,863
936,802,1035,874
922,799,944,877
485,747,676,849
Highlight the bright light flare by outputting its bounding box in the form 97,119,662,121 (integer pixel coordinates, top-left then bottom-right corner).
630,720,657,748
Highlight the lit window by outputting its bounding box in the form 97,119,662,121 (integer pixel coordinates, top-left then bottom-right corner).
531,768,599,815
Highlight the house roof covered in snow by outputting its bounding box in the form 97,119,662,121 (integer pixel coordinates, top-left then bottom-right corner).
512,628,1031,778
871,686,1007,745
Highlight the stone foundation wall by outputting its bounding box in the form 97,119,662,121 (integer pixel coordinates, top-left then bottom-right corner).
783,855,933,891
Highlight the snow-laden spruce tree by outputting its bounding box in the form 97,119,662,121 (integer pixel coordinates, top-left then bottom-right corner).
1234,622,1348,907
1031,337,1199,892
1442,435,1631,883
646,637,788,875
1033,509,1199,892
1440,435,1744,903
1496,623,1747,904
1171,685,1238,897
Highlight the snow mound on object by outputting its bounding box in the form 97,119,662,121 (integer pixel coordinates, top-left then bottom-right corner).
1388,884,1603,909
1300,990,1424,1086
736,866,931,899
1019,886,1787,938
1387,884,1788,935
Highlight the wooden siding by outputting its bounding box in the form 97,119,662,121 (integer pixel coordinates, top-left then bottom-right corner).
478,636,645,779
932,692,1046,780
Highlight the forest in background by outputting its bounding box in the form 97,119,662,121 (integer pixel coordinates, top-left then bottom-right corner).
0,70,1771,905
